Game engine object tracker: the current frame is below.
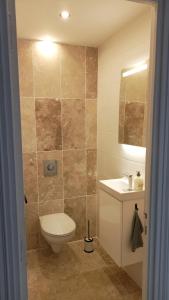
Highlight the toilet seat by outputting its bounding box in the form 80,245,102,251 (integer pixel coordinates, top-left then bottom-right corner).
40,213,76,237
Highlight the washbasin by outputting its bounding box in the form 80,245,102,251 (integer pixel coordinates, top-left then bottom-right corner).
98,178,145,201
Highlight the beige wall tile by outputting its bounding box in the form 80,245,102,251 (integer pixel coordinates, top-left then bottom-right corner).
38,234,50,249
86,72,98,100
125,69,148,103
86,47,98,99
87,150,97,195
86,195,97,237
61,44,85,98
18,40,34,97
61,74,85,99
35,99,62,151
38,151,63,202
64,197,86,240
26,233,39,250
62,99,85,149
86,100,97,149
20,98,36,153
124,102,144,146
63,150,86,198
39,199,64,216
61,45,85,75
33,42,61,98
25,203,39,235
23,153,38,203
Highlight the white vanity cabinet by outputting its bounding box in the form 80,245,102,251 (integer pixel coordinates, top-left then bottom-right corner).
98,180,145,267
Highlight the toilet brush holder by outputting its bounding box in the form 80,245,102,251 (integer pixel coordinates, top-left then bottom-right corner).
84,220,94,253
84,237,94,253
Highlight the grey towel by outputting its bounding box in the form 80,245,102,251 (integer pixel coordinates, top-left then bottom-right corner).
131,210,143,252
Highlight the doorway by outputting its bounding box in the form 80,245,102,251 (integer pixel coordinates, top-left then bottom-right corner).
0,0,158,299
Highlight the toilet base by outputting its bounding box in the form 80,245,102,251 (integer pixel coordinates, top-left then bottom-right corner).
51,243,62,254
40,229,75,254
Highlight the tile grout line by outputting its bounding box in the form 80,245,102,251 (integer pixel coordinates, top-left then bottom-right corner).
23,96,97,101
64,194,96,201
22,148,97,154
95,48,98,238
60,47,65,214
32,42,41,246
85,46,88,236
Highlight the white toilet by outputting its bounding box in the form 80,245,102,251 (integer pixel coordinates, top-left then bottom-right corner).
39,213,76,253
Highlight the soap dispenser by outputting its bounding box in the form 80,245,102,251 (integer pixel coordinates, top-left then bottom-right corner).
134,171,144,191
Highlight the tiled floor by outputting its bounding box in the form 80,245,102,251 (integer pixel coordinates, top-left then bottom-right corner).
27,240,142,300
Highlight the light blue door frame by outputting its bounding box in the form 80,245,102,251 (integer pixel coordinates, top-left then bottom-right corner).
0,0,169,299
147,0,169,299
0,0,27,299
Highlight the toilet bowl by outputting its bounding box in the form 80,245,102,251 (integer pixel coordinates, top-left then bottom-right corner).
39,213,76,253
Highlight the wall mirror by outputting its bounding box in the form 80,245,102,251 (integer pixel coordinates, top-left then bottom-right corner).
118,62,149,147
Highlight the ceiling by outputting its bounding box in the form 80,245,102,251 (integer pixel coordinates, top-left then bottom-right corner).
15,0,150,47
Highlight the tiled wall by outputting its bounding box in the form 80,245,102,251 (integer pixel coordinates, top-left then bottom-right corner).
18,39,98,250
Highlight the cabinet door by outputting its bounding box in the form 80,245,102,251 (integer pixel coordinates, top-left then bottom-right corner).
122,198,144,266
98,190,122,266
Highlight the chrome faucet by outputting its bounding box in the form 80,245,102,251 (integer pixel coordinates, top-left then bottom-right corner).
123,174,133,191
128,174,133,191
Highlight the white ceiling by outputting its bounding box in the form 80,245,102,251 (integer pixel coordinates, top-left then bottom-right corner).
15,0,150,47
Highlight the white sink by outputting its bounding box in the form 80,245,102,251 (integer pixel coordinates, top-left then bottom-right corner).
98,178,145,201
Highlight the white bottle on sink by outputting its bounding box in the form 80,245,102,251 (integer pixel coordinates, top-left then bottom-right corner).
134,171,144,191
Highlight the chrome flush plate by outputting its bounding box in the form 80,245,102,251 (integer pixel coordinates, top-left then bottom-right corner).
43,160,57,177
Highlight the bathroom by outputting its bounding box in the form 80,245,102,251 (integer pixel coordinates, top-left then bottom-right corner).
15,0,153,299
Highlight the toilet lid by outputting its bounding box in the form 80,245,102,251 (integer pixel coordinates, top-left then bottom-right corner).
39,213,76,237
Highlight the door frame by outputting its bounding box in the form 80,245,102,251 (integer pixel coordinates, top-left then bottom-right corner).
1,0,169,299
133,0,169,299
128,2,157,299
142,5,157,300
146,0,169,299
0,0,27,299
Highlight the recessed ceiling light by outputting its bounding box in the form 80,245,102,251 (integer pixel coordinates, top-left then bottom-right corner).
36,38,58,58
60,10,71,20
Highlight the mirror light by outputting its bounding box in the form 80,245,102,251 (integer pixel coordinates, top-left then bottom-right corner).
121,144,146,161
36,38,57,58
122,63,148,78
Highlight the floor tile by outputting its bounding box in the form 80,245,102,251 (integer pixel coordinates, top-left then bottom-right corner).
27,240,142,300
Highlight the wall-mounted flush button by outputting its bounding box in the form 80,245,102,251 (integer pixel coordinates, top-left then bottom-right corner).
43,160,57,177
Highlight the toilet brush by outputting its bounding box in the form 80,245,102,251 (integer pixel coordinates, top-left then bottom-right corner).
84,220,94,253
